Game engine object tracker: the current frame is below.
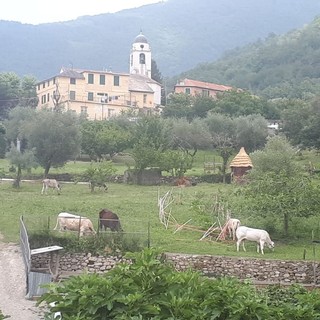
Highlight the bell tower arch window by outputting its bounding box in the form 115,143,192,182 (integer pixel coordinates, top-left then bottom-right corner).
139,53,145,64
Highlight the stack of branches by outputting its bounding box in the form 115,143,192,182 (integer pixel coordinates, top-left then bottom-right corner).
158,189,176,229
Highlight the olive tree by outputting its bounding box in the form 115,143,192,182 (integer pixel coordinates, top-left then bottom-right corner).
4,107,38,187
205,113,236,182
80,120,131,161
23,109,81,176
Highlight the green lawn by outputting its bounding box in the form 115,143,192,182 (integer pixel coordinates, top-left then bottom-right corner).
0,179,319,261
1,149,320,260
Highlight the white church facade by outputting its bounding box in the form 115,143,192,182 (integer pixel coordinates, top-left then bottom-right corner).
36,32,162,120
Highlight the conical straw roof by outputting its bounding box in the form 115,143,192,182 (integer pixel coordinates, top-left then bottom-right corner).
229,147,253,168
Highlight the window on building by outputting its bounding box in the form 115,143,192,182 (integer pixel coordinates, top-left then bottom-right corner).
139,53,145,64
113,75,120,86
42,95,46,104
53,78,56,84
70,78,76,85
37,84,40,90
202,90,209,97
143,94,147,104
100,75,105,85
42,83,45,89
81,106,88,116
47,93,50,102
88,92,94,101
70,91,76,100
185,88,191,94
47,80,50,86
88,74,94,84
97,93,108,103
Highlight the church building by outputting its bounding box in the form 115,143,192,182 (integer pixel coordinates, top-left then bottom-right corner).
36,32,162,120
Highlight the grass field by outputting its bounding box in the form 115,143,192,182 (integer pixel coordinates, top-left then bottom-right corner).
1,149,320,260
0,178,320,261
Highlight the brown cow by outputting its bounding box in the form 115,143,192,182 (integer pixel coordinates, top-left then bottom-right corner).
173,177,192,187
99,209,123,232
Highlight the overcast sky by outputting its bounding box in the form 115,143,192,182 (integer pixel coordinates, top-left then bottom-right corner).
0,0,162,25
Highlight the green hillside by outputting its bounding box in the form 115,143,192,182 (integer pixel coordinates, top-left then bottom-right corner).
172,17,320,99
1,0,320,80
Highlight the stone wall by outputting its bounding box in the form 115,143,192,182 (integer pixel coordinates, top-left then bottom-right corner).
164,253,319,284
31,252,320,285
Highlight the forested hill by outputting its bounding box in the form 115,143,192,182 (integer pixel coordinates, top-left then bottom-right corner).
172,17,320,100
1,0,320,80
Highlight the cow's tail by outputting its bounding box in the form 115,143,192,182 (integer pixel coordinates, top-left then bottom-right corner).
53,221,59,230
53,219,59,230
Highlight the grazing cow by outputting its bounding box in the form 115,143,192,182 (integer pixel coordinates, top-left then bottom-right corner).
42,179,61,195
173,177,192,187
53,212,96,236
99,209,123,232
236,226,274,255
226,218,241,240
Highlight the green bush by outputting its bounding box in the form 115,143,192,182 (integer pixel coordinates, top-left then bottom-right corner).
38,248,320,319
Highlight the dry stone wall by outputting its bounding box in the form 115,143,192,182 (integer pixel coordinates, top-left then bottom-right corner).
164,253,319,284
31,252,320,284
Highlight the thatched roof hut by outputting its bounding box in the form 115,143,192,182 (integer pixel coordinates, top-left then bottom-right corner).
229,147,253,182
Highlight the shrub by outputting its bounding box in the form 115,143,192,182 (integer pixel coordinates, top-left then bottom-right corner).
39,248,320,319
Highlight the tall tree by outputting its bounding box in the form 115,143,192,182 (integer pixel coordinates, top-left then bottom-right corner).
205,113,236,182
151,59,166,106
234,114,268,152
24,109,81,176
131,115,170,170
214,90,275,118
161,93,193,119
0,72,20,120
80,120,131,161
4,107,38,187
190,94,216,119
6,144,37,188
0,72,38,119
170,117,211,157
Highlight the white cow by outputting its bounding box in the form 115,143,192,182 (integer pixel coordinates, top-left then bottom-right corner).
236,226,274,255
226,218,241,240
53,212,96,236
42,179,61,195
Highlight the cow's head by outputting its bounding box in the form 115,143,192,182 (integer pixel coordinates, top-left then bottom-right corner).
268,241,275,250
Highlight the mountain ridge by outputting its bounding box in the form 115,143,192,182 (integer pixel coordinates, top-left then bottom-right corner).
1,0,320,80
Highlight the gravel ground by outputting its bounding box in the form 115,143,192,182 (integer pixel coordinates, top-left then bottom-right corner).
0,234,46,319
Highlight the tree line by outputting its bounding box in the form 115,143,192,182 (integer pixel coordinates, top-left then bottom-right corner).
2,71,320,192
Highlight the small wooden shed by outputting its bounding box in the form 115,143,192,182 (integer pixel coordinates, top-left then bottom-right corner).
229,147,253,183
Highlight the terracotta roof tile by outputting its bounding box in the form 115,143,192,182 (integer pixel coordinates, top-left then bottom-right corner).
175,78,233,92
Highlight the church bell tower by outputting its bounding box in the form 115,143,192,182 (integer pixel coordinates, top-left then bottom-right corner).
130,31,152,78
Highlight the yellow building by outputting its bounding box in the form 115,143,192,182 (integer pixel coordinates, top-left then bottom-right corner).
36,32,161,120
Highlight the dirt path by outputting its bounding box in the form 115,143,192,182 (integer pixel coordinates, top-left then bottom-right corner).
0,235,46,319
